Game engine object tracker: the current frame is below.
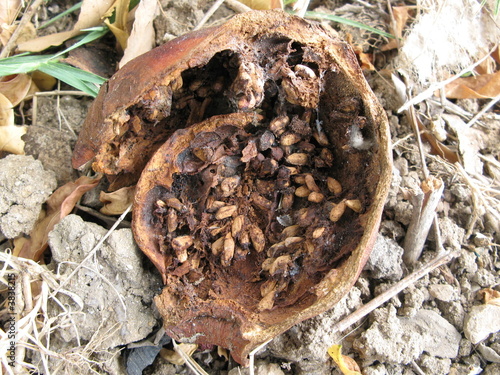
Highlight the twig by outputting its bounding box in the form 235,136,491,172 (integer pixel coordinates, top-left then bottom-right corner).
0,0,46,58
397,45,497,113
403,176,445,265
331,251,456,334
172,340,209,375
194,0,226,30
225,0,251,13
466,94,500,128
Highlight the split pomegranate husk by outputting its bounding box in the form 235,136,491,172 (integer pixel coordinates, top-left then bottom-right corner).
72,10,392,365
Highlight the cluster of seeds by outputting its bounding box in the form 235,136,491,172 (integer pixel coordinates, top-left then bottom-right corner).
152,108,364,310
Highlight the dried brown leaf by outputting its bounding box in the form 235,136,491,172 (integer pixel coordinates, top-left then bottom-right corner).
18,0,116,52
104,0,132,52
0,21,36,47
100,185,135,215
119,0,157,68
381,6,412,51
0,0,21,25
445,71,500,99
0,73,37,106
0,92,26,154
15,175,101,261
328,345,362,375
481,288,500,307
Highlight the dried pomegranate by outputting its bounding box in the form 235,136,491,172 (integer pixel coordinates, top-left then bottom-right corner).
72,10,392,366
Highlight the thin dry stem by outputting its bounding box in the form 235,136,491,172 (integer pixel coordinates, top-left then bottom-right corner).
194,0,226,30
331,251,456,335
0,0,46,58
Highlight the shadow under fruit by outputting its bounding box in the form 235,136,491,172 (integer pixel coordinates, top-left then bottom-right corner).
72,10,392,366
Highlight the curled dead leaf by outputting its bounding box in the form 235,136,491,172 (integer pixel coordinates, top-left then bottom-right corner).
0,92,26,154
100,185,135,215
444,70,500,99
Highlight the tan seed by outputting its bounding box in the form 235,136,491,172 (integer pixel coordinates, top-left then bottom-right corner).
269,115,289,136
281,193,294,211
208,200,226,212
239,230,251,248
257,289,275,311
156,199,166,208
166,197,184,211
293,174,306,184
286,153,308,166
280,132,301,146
304,240,315,253
284,236,303,247
282,225,300,238
327,177,342,195
269,255,292,275
284,166,300,175
231,215,245,237
313,130,329,146
251,193,273,210
260,279,277,297
167,209,178,233
211,237,224,255
345,199,362,213
329,202,346,222
222,233,235,266
249,224,266,253
295,185,311,197
215,205,237,220
304,174,320,192
261,257,276,271
312,227,326,239
172,235,193,262
308,191,324,203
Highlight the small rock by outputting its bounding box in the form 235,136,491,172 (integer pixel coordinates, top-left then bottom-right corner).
456,250,478,274
364,235,404,280
477,343,500,363
428,284,457,302
471,268,496,288
228,361,284,375
0,155,57,238
48,215,162,350
464,304,500,344
354,306,460,364
483,363,500,375
418,354,451,375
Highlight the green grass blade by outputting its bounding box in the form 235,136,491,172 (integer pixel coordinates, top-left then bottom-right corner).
52,26,109,59
38,62,106,97
0,53,53,75
39,2,83,29
305,11,395,39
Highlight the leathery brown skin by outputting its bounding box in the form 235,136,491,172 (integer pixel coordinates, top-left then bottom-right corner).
72,10,392,366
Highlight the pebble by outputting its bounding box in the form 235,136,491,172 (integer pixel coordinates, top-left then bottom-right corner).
464,304,500,344
428,284,456,302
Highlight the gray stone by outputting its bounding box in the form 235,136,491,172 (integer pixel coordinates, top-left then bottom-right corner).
0,154,57,238
48,214,162,350
354,306,460,364
428,284,457,302
418,354,451,375
365,235,404,280
464,304,500,344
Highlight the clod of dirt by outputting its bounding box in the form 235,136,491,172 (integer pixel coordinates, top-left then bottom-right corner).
428,283,458,302
73,9,392,365
47,214,162,350
0,154,57,238
463,304,500,344
364,235,404,280
354,305,461,364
